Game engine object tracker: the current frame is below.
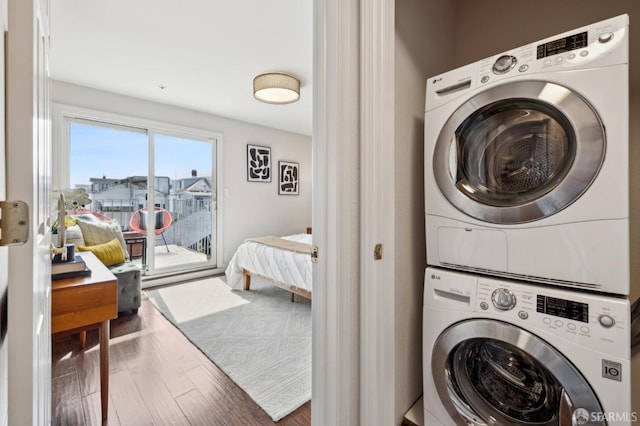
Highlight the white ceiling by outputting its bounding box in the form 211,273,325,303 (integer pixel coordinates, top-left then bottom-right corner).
49,0,313,136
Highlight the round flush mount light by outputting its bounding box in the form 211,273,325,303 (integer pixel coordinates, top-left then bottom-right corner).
253,72,300,104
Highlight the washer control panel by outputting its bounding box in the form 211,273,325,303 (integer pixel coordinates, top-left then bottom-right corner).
475,278,630,357
476,14,628,85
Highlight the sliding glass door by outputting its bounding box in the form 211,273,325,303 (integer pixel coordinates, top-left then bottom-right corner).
67,118,219,276
147,132,216,274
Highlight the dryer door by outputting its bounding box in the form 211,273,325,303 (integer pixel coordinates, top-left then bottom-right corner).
433,80,605,224
432,319,605,426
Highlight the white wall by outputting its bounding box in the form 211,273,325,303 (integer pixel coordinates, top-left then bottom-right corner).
51,81,312,265
394,0,455,422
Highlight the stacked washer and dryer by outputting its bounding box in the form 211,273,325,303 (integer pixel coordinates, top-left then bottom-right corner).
423,14,640,425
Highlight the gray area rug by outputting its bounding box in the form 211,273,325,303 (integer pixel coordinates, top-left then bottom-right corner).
145,276,311,421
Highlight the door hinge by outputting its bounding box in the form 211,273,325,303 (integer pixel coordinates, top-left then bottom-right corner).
0,201,29,246
311,246,319,263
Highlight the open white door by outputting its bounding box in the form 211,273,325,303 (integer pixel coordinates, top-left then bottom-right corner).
6,0,52,424
0,2,8,425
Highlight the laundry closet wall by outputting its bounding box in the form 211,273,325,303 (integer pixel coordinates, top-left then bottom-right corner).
394,0,455,422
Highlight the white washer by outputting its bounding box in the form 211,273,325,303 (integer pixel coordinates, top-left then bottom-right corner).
424,15,630,295
423,266,638,425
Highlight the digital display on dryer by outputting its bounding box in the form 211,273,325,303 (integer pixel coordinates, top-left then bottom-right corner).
536,295,589,323
536,31,588,59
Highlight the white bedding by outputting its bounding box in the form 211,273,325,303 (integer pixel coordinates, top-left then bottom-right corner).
225,233,313,292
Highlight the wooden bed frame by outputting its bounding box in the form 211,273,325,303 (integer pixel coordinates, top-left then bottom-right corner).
242,227,312,302
243,269,312,302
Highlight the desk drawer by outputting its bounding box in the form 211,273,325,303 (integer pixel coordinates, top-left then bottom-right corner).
52,280,117,334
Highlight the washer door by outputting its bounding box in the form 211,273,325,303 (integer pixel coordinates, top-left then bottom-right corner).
432,320,605,426
433,80,605,224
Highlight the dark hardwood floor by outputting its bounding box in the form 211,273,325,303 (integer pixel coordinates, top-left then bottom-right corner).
52,298,311,425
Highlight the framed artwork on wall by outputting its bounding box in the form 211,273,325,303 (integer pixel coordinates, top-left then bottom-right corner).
279,161,299,195
247,144,271,182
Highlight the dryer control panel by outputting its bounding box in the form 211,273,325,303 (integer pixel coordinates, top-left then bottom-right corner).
475,276,630,358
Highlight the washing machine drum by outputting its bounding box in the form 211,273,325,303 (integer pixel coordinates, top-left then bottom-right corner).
432,81,606,224
432,320,605,426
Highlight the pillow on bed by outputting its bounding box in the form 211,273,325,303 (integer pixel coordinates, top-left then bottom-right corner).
75,218,129,260
77,238,126,266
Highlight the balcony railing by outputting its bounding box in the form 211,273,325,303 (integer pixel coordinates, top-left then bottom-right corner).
83,197,214,256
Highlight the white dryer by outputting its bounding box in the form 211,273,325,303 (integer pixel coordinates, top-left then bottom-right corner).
423,267,638,425
424,15,630,295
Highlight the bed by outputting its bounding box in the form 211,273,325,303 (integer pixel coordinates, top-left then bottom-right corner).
224,232,313,301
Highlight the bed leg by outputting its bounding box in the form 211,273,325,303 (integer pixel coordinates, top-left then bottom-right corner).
290,292,295,303
243,269,251,291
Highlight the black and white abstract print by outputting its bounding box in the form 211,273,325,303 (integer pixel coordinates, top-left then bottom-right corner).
247,144,271,182
279,161,299,195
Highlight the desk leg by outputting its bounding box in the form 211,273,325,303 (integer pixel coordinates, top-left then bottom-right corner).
99,320,110,421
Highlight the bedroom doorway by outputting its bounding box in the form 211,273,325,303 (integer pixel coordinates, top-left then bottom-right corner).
64,115,221,277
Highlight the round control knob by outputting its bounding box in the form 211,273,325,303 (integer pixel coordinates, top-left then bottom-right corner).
491,288,517,311
493,55,517,74
598,32,614,43
598,314,615,328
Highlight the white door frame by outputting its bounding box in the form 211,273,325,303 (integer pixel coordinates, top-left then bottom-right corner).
312,0,395,425
311,0,361,424
360,0,395,424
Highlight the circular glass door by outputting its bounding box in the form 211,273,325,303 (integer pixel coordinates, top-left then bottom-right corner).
432,81,605,224
432,320,605,425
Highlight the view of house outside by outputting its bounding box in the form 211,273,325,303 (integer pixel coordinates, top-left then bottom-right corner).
68,121,216,265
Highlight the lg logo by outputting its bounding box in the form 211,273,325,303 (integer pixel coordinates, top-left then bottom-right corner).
432,77,442,84
431,274,441,280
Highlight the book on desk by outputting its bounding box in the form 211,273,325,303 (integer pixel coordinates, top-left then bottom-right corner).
52,254,92,280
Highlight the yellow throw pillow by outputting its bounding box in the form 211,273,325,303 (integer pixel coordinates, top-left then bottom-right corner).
78,238,126,266
75,218,129,260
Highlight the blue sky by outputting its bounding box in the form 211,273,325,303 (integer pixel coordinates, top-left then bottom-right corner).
70,123,213,187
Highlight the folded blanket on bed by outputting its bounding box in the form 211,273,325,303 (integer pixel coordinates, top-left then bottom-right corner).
244,235,314,255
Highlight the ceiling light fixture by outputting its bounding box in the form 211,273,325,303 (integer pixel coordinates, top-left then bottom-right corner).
253,72,300,104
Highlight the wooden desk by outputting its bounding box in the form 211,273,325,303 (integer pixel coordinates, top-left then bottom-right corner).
51,251,117,421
